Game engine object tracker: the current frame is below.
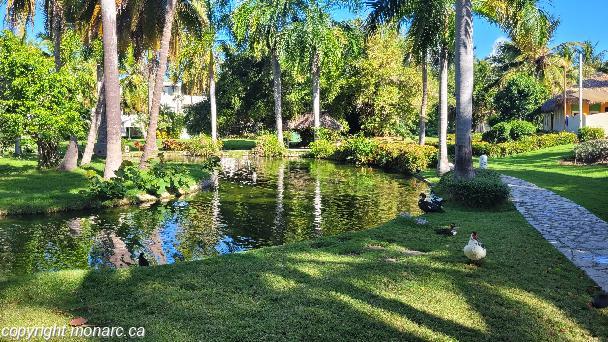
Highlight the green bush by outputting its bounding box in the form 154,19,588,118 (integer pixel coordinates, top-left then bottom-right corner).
252,133,287,157
509,120,537,140
309,139,337,159
375,141,437,174
86,175,128,201
473,132,577,158
436,169,510,208
577,127,605,142
482,122,512,143
574,139,608,164
340,135,379,165
185,135,223,158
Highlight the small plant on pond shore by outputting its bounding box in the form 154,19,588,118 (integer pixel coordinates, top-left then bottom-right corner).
436,169,510,208
252,134,287,157
185,134,223,158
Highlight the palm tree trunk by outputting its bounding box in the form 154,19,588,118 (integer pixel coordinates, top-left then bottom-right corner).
437,50,450,175
563,65,567,127
81,80,105,165
271,50,284,143
100,0,122,179
418,59,428,145
140,0,177,168
14,138,21,156
312,49,321,136
454,0,474,180
209,49,217,141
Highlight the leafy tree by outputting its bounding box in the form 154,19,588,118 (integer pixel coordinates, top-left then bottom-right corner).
0,31,88,168
493,72,549,125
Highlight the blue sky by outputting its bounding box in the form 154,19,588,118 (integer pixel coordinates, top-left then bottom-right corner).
3,0,607,58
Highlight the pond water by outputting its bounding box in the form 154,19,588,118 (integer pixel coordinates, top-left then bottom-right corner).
0,157,427,276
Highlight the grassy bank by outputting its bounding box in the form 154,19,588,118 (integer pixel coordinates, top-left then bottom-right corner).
0,156,209,216
1,203,606,341
489,144,608,221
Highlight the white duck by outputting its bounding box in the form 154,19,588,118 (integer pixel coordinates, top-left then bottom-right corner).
463,232,486,262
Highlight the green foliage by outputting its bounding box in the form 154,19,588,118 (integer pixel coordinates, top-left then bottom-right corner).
162,139,188,151
577,127,605,142
509,120,537,140
493,73,549,125
473,132,578,158
0,31,92,168
185,135,223,158
482,122,512,143
86,173,128,201
252,134,287,157
574,139,608,164
158,105,185,139
309,136,437,174
482,120,537,143
436,169,510,208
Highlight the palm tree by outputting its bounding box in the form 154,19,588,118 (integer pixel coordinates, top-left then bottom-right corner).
100,0,122,178
233,0,300,143
284,0,345,137
139,0,178,168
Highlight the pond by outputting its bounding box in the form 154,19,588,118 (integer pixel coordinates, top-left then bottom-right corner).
0,157,427,276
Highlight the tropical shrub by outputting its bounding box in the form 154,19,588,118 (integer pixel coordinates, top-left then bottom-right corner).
340,135,379,165
252,134,287,157
309,139,338,159
436,169,510,208
473,132,577,158
482,122,512,143
375,141,437,174
509,120,537,140
577,127,605,142
185,134,223,158
162,139,188,151
86,175,128,201
574,139,608,164
493,73,549,125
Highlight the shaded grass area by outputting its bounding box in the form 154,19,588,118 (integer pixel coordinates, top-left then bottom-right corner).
1,205,606,341
222,138,256,150
0,156,210,216
489,145,608,221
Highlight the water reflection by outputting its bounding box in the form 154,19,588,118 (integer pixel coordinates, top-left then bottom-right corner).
0,158,427,276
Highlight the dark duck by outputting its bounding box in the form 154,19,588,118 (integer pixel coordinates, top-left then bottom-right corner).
435,223,458,236
591,292,608,309
418,193,444,213
138,252,150,267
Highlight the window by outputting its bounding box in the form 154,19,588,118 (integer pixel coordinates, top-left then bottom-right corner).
590,103,601,114
571,103,580,114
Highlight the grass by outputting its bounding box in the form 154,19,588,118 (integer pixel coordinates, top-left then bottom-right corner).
489,144,608,221
222,138,257,150
1,203,607,341
0,155,210,216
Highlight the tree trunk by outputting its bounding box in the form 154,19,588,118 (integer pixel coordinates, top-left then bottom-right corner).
37,140,60,169
58,137,79,171
312,49,321,137
209,49,217,141
81,80,105,165
14,137,21,156
437,50,450,176
418,59,428,145
140,0,177,168
271,50,284,143
563,65,567,128
454,0,475,180
100,0,123,179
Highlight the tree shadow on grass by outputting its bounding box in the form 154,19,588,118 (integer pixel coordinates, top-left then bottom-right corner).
3,213,608,341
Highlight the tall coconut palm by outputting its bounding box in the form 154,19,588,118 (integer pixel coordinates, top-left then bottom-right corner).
139,0,178,167
233,0,300,143
284,0,345,137
100,0,122,178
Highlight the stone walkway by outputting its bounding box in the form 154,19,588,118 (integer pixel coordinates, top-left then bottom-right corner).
502,175,608,291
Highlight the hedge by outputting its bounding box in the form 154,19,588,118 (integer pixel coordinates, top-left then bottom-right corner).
436,169,510,208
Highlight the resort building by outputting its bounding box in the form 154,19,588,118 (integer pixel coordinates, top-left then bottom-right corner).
121,82,206,138
541,73,608,135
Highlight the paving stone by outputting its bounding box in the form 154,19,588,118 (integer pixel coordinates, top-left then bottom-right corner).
502,175,608,292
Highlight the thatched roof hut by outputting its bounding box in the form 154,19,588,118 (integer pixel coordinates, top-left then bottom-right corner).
287,112,343,131
541,73,608,112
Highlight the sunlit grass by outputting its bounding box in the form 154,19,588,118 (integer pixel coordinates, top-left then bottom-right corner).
1,204,606,340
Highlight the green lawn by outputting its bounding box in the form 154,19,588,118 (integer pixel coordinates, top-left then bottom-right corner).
0,157,103,216
489,144,608,221
222,138,257,150
1,203,606,341
0,156,210,216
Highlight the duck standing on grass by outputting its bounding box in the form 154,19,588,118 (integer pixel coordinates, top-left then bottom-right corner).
464,232,486,263
418,193,444,213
